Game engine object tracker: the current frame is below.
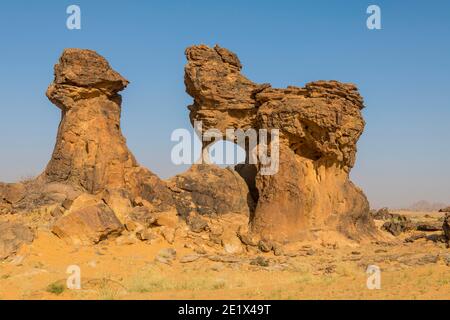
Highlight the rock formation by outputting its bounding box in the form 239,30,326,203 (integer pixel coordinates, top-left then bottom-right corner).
184,44,376,242
0,48,255,252
0,45,377,257
44,49,172,203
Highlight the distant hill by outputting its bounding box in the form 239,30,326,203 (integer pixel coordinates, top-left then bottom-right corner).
402,200,449,212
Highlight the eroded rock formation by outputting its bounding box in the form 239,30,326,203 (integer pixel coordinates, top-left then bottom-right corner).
44,49,172,203
184,44,377,242
0,45,377,258
0,48,254,253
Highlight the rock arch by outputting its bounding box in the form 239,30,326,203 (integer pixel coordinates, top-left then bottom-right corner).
184,44,377,242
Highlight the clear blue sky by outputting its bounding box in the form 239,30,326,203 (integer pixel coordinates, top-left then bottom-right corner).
0,0,449,208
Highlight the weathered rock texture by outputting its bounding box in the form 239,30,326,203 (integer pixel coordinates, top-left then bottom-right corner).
184,44,376,242
168,164,253,218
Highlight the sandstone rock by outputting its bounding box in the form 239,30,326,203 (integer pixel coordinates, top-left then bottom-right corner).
115,234,138,245
51,203,124,245
155,248,177,264
221,230,243,254
209,224,224,237
160,227,176,244
1,49,174,220
382,215,414,236
0,222,34,260
128,206,157,228
415,222,442,232
443,213,450,247
250,256,270,267
272,243,285,256
180,254,202,263
46,49,172,207
187,215,209,233
136,228,158,242
237,226,259,246
155,210,180,228
207,255,242,263
62,199,74,210
258,240,273,253
404,233,427,243
0,183,26,205
184,44,376,242
371,208,394,220
168,164,252,217
439,207,450,213
101,188,133,223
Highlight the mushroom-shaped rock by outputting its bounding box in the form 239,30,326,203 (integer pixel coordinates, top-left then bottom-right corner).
43,49,172,209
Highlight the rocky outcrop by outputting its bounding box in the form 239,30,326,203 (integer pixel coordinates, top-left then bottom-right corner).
184,44,377,242
439,207,450,213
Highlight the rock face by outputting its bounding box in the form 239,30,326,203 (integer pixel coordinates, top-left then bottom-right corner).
184,44,376,241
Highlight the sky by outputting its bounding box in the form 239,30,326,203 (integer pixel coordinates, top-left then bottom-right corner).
0,0,449,209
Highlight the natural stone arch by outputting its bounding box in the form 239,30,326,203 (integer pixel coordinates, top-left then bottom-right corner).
184,44,378,242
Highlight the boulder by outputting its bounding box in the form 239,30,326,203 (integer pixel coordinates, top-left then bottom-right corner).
168,164,252,217
221,229,243,254
187,215,209,233
382,215,414,236
51,203,124,245
0,222,34,260
371,208,394,220
415,222,442,232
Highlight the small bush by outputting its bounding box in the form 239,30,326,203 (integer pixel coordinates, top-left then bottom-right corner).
46,282,65,295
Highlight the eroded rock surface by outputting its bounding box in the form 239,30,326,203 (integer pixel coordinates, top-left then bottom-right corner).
184,44,377,241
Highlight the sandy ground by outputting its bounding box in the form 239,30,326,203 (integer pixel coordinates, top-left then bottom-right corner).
0,211,449,300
